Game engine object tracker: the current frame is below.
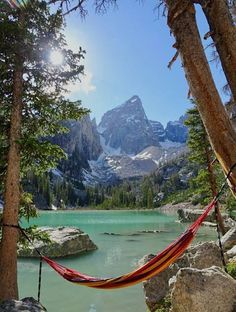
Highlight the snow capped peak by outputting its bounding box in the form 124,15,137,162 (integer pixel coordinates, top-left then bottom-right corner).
98,96,159,155
130,95,140,103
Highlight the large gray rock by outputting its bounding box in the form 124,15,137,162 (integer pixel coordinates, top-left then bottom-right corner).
0,297,46,312
226,245,236,259
185,241,223,269
140,254,179,312
224,218,236,231
171,266,236,312
142,242,223,312
18,227,97,258
221,227,236,250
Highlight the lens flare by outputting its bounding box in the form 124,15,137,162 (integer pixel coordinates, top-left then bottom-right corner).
5,0,28,9
50,50,64,66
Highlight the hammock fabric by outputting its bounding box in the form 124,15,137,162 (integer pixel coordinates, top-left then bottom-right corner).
42,198,217,289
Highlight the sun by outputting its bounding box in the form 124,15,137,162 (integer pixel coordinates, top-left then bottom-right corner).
50,50,64,66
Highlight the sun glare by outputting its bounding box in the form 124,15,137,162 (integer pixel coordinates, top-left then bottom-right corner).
50,50,64,66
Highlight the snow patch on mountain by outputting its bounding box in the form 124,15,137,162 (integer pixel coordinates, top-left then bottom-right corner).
99,135,122,156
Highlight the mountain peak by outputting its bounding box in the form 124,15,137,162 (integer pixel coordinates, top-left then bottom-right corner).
98,96,159,155
110,95,144,116
127,95,141,104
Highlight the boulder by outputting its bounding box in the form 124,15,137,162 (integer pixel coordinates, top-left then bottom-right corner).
221,227,236,250
224,218,236,231
140,254,179,312
0,297,46,312
185,241,223,269
226,245,236,259
202,221,217,227
158,202,201,215
141,242,223,311
171,266,236,312
18,227,97,258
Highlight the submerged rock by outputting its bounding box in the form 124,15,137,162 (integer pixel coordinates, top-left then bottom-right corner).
18,227,97,258
0,297,46,312
171,266,236,312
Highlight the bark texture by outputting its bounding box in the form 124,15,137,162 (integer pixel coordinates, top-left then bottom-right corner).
0,14,24,301
196,0,236,102
165,0,236,191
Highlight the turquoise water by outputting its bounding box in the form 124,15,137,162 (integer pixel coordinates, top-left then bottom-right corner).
18,210,217,312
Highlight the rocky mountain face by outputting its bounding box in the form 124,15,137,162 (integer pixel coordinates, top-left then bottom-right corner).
52,116,102,160
150,115,188,143
50,96,188,186
165,115,188,143
51,115,102,178
98,95,159,155
149,120,166,142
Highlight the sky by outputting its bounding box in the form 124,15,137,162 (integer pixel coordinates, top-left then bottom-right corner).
63,1,229,127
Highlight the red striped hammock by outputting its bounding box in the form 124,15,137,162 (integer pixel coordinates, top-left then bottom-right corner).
43,199,216,289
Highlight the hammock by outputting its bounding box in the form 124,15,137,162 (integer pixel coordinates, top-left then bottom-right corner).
42,198,217,289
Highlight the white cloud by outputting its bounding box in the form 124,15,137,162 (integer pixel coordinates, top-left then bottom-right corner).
67,70,96,95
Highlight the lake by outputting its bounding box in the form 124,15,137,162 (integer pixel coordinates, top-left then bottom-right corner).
18,209,217,312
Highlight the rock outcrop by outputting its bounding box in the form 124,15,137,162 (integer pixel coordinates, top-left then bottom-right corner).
221,227,236,250
184,241,223,269
18,227,97,258
53,116,102,161
177,208,228,223
149,120,166,142
171,266,236,312
165,115,188,143
140,254,178,312
0,297,47,312
141,242,223,312
227,245,236,259
51,116,102,180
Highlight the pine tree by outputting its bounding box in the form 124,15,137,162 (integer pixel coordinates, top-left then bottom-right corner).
0,1,88,300
185,102,218,203
185,102,226,233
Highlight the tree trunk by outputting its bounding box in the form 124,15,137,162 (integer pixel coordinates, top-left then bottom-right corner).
196,0,236,102
165,0,236,192
204,145,226,234
0,14,24,301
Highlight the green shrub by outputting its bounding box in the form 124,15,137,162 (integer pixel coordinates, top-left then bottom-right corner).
227,262,236,279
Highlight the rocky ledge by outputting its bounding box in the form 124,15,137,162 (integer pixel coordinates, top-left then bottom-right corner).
141,226,236,312
172,266,236,312
0,297,46,312
18,227,97,258
178,207,227,223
